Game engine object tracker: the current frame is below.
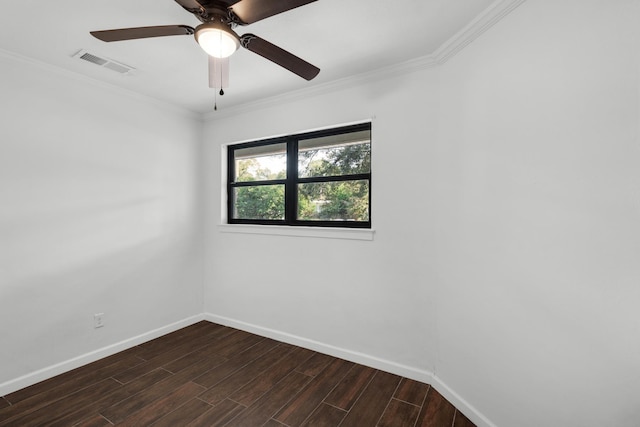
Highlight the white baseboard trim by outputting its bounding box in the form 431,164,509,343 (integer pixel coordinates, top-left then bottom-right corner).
1,313,496,427
430,374,497,427
204,312,496,427
0,314,205,397
204,313,433,383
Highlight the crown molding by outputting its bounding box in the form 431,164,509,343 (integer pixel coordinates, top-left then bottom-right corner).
202,54,439,121
432,0,527,64
0,48,202,122
203,0,527,121
1,0,526,122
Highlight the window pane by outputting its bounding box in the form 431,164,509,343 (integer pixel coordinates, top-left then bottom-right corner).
298,180,369,222
234,143,287,182
233,185,285,220
298,130,371,178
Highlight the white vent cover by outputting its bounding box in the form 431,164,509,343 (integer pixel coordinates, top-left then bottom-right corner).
72,50,136,75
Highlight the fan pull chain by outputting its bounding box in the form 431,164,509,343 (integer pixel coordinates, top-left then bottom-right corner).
219,64,224,96
214,71,224,112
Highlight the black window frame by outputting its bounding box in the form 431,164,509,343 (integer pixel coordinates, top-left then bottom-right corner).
227,122,372,229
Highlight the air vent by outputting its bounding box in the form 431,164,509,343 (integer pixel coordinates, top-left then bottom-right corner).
72,49,136,75
80,52,107,66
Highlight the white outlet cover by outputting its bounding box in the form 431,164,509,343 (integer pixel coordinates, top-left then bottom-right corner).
94,313,105,328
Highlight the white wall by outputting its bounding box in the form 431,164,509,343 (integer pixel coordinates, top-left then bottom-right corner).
435,1,640,426
203,68,442,377
203,1,640,426
0,52,203,390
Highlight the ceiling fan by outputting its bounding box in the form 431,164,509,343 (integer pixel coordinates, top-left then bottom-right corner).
90,0,321,91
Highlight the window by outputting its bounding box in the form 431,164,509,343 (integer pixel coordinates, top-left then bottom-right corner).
227,122,371,228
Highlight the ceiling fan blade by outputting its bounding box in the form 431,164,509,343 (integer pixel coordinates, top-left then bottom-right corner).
174,0,203,11
174,0,207,20
241,34,319,80
91,25,194,42
231,0,317,24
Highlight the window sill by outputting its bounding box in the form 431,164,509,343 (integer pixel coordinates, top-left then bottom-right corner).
218,224,375,241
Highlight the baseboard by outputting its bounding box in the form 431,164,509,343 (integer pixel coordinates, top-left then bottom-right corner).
1,312,496,427
0,314,205,397
204,312,496,427
204,313,434,383
429,375,497,427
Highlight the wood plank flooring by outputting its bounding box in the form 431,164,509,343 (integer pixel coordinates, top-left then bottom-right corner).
0,321,476,426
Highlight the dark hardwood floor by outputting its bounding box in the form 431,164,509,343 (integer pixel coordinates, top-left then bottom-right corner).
0,321,476,426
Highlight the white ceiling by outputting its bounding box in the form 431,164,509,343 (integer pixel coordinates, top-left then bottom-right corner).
0,0,503,114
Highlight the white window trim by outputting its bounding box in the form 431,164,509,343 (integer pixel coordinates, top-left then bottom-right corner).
218,224,375,241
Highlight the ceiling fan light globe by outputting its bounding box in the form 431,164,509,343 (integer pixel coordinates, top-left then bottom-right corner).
195,23,240,58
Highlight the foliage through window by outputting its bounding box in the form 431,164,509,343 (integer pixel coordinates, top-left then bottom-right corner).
228,123,371,228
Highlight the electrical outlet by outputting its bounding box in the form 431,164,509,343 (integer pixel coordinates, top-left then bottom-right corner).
94,313,105,329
